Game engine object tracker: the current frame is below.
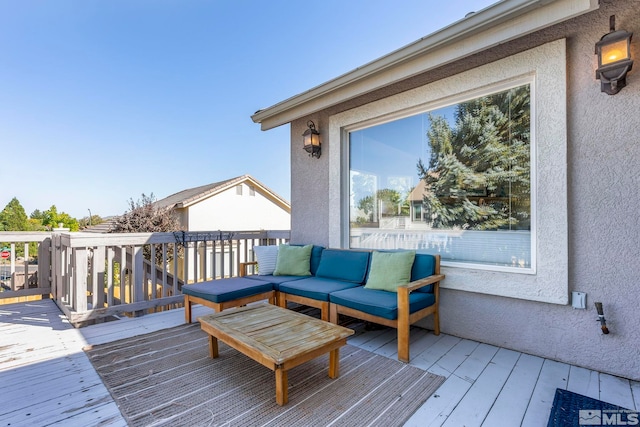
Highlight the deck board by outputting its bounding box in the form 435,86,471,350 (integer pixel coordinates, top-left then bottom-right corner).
448,342,499,383
358,328,397,352
442,348,520,427
432,338,480,377
567,364,601,399
520,359,570,427
0,300,126,426
599,372,636,409
1,299,638,427
404,374,473,427
482,353,544,426
631,381,640,410
411,334,461,371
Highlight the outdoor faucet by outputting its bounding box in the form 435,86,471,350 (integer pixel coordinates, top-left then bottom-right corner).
594,302,609,334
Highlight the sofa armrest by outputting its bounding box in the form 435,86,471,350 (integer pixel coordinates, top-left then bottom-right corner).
239,261,258,277
399,274,445,293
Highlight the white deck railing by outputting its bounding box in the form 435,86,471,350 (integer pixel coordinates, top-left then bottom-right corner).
0,230,289,325
0,232,51,298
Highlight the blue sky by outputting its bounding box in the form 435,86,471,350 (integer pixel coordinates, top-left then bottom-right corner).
1,0,495,219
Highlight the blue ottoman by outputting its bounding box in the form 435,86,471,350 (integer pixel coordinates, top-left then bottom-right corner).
182,277,275,322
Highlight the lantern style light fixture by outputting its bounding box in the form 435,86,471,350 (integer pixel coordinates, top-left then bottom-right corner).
595,15,633,95
302,120,321,158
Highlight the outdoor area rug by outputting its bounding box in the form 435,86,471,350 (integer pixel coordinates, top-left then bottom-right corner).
547,388,637,427
84,323,445,427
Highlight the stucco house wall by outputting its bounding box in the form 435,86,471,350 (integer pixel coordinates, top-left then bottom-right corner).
186,182,290,231
287,0,639,380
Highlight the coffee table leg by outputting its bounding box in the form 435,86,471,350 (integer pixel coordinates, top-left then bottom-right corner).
275,368,288,405
328,348,340,379
209,335,219,358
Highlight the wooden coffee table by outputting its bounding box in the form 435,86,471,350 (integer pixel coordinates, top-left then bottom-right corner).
198,303,354,405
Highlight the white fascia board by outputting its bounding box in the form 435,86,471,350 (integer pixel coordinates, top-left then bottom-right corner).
251,0,598,130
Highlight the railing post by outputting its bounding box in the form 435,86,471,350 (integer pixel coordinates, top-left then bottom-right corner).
119,246,127,304
172,243,179,296
183,243,190,284
39,237,52,298
73,247,88,313
132,246,144,316
107,247,115,306
93,246,106,310
9,242,15,290
58,235,66,302
161,244,168,297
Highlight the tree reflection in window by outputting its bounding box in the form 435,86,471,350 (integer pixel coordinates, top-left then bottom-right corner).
418,85,530,231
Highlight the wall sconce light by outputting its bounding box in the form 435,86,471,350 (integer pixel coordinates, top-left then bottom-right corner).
595,15,633,95
302,120,321,159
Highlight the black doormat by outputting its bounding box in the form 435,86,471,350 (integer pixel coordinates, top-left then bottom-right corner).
547,388,637,427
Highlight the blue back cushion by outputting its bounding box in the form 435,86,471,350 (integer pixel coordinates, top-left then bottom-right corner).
310,245,324,276
411,253,437,293
315,249,371,284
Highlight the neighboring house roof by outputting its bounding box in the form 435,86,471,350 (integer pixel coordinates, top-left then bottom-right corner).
408,181,428,203
154,174,291,212
250,0,598,130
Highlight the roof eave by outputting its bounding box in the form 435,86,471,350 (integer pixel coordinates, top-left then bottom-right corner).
251,0,598,130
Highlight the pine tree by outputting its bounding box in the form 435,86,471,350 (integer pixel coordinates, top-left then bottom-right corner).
0,198,29,231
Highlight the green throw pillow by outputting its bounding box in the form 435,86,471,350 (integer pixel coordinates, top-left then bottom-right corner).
273,244,313,276
364,250,416,292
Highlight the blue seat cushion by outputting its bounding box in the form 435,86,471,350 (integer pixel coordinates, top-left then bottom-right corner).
182,277,274,303
315,249,371,284
329,287,436,320
245,274,306,289
279,277,362,302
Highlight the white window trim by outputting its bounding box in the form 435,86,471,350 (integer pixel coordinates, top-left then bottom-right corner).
329,39,568,304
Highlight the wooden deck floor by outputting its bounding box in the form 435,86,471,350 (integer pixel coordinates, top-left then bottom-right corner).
1,299,638,427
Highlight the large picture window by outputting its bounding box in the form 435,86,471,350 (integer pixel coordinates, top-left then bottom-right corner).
349,83,532,270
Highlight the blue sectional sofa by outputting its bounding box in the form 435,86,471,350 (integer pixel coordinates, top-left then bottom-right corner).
181,244,444,362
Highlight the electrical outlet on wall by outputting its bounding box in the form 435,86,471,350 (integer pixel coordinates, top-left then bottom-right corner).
571,291,587,309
